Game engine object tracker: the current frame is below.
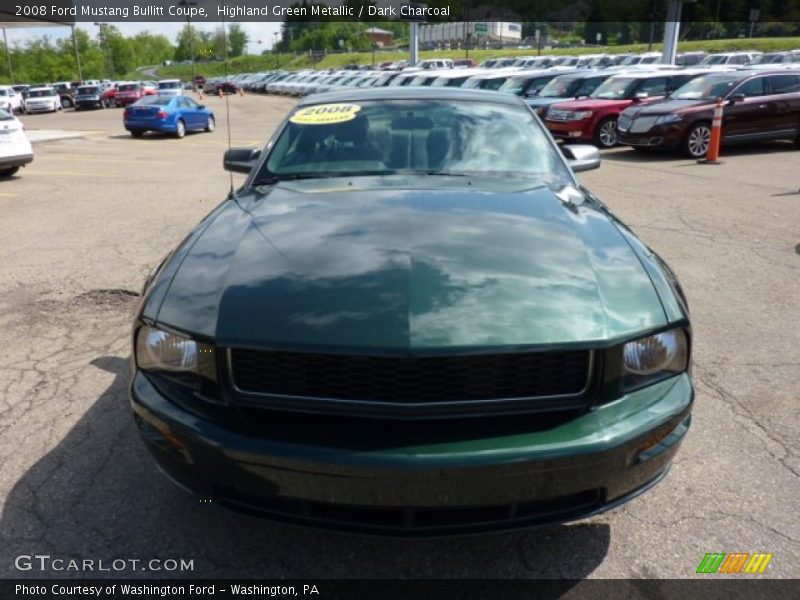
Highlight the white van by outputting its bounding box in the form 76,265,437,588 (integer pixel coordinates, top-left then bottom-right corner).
418,59,454,70
157,79,184,97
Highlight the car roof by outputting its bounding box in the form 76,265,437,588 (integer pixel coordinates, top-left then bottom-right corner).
28,86,54,91
297,86,525,107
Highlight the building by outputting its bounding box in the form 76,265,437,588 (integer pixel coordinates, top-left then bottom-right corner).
418,22,522,49
365,27,394,48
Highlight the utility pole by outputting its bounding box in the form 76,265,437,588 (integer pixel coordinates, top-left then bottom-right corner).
71,25,83,83
179,1,197,90
2,28,14,84
410,22,418,65
94,23,114,79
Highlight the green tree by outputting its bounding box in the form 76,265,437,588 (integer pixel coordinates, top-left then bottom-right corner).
228,24,248,57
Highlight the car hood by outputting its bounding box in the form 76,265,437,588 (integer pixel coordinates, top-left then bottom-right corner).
527,97,582,108
623,98,713,117
154,181,668,351
549,98,631,111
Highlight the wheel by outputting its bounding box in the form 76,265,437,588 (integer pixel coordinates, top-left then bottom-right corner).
204,115,215,132
175,119,186,139
0,166,20,177
594,117,619,148
683,123,712,159
130,130,144,138
61,97,72,108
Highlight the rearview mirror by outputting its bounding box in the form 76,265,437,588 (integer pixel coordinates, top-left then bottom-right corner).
562,144,601,172
223,147,261,174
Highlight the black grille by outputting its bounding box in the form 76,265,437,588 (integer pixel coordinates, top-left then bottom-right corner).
229,348,591,404
218,486,603,536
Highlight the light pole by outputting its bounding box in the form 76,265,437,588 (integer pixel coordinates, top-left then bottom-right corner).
2,28,14,84
178,1,197,90
371,28,376,67
71,25,83,83
273,31,280,69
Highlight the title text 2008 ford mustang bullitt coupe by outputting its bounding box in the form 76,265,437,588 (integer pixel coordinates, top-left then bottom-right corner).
130,88,693,536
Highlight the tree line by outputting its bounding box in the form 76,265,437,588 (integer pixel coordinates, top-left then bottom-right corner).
0,24,250,84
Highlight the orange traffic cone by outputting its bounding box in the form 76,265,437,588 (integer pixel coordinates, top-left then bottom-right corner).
238,87,244,97
698,98,724,165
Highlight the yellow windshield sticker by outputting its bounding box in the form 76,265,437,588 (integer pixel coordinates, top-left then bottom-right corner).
289,103,361,125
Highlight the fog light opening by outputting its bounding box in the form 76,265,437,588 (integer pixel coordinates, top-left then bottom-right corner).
635,416,691,464
134,413,193,464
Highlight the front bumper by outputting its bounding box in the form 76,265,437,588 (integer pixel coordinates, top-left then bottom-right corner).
546,119,594,143
25,104,57,112
130,370,693,536
75,98,102,108
618,123,684,149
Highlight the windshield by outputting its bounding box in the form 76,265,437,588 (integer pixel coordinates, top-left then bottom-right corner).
753,53,785,64
671,74,741,100
700,55,729,65
259,100,571,187
591,77,638,99
499,75,552,96
119,84,140,92
0,89,7,97
28,89,55,97
538,76,581,98
158,81,181,89
77,86,100,95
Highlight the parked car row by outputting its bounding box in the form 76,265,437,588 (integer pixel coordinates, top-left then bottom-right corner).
8,79,193,114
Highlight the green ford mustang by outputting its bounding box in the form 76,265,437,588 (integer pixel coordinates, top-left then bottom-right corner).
130,87,693,536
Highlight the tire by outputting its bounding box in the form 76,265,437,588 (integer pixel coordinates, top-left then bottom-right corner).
0,166,20,177
61,97,72,108
204,115,215,132
175,119,186,139
594,117,619,148
130,130,144,138
684,123,712,159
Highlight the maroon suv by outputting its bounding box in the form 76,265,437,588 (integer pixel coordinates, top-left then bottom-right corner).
618,70,800,157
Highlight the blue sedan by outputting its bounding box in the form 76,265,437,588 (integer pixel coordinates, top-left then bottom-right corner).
123,94,215,138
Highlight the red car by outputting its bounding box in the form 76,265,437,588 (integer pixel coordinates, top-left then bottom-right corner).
101,83,118,106
545,70,712,148
115,82,155,107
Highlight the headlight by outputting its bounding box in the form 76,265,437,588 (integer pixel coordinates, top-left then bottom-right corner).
655,114,682,125
567,110,593,120
622,329,689,388
136,326,198,373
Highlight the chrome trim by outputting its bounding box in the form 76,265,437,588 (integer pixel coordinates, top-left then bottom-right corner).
225,348,595,410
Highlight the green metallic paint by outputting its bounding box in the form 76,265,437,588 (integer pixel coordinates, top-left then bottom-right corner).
153,178,668,352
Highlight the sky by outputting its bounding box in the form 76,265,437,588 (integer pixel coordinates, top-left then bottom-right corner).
2,22,283,55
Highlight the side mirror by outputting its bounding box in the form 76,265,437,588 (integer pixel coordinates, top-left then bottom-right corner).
562,144,601,172
223,147,261,174
728,93,745,104
197,104,205,109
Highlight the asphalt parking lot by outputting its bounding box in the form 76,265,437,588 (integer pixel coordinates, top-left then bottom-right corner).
0,94,798,580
